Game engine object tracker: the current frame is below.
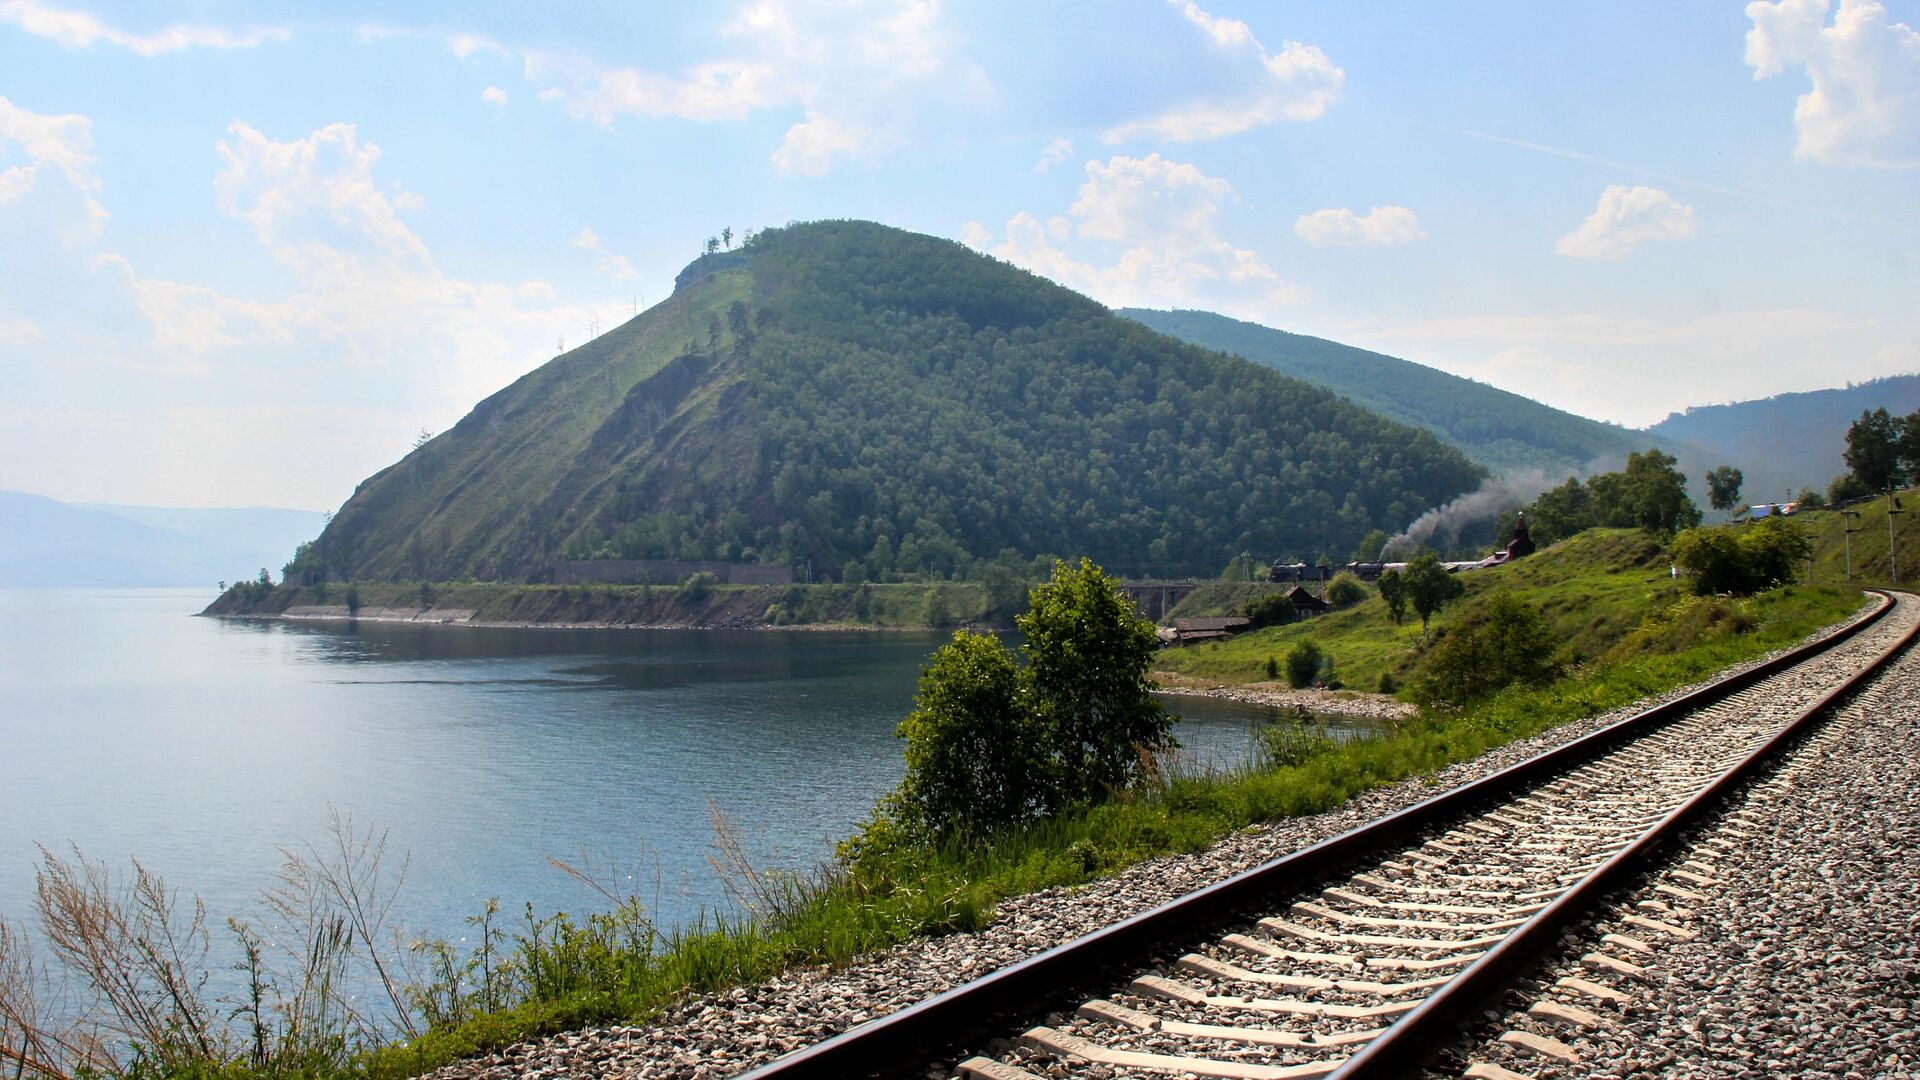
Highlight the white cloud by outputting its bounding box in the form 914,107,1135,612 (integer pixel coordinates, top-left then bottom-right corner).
965,152,1297,315
0,0,287,55
1554,185,1697,260
1293,205,1426,247
1745,0,1920,167
568,225,639,279
517,0,989,175
481,86,509,107
0,316,42,344
0,94,105,230
1102,1,1343,143
1033,137,1073,174
449,33,508,60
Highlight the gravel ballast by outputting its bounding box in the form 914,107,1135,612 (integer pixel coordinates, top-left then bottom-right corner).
430,600,1880,1080
1455,612,1920,1079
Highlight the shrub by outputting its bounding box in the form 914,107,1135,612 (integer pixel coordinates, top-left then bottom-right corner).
680,572,717,602
1284,640,1323,689
1325,571,1367,609
1409,593,1559,710
1244,593,1298,629
885,632,1038,842
1376,671,1399,695
1260,719,1336,768
1264,656,1280,680
1671,517,1811,596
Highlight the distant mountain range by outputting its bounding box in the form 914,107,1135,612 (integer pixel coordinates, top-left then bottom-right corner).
0,491,326,587
1646,376,1920,503
1121,308,1656,478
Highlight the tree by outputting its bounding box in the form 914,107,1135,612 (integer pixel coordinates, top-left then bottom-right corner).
1672,517,1811,596
1844,408,1902,492
705,236,720,255
1283,640,1323,689
1595,450,1700,533
1409,593,1559,710
1352,529,1389,562
722,226,733,250
1794,486,1826,509
1243,593,1297,629
1325,571,1366,608
1706,466,1744,521
1018,558,1171,809
412,428,434,450
1376,568,1408,625
885,632,1038,842
1401,551,1464,639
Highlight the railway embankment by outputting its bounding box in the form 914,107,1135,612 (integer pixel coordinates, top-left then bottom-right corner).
422,596,1895,1080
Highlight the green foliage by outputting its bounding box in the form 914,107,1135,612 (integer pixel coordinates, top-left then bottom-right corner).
871,559,1170,845
1794,486,1826,509
1844,407,1902,492
313,222,1483,584
922,587,954,628
1671,517,1812,595
885,632,1038,842
1401,551,1465,636
1515,449,1702,544
1351,529,1389,562
679,572,717,602
1706,465,1744,518
1409,593,1560,710
1264,656,1280,680
1325,571,1366,608
1243,592,1298,629
1259,718,1336,768
1376,568,1408,624
1829,472,1874,503
1283,640,1323,689
1220,554,1262,581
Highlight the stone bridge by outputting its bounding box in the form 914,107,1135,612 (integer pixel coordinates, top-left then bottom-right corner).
1116,580,1205,622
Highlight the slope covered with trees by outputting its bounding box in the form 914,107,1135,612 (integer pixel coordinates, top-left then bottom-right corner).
1122,308,1651,476
305,221,1484,583
1647,376,1920,504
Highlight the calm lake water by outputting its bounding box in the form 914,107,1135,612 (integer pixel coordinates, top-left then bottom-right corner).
0,588,1358,973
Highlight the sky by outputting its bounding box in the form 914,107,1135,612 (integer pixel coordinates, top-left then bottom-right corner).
1,0,1917,510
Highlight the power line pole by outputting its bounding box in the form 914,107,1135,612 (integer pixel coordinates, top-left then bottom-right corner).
1889,487,1904,584
1843,509,1861,581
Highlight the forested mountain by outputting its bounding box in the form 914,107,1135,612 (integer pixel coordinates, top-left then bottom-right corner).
308,221,1484,583
1647,376,1920,502
1121,308,1651,476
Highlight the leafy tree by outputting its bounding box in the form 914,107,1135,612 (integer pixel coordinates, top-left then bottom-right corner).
705,236,720,255
1243,593,1297,629
884,632,1038,842
1325,571,1366,608
1220,554,1261,581
1020,558,1171,809
1706,465,1744,521
721,226,733,250
1376,568,1408,625
1672,517,1811,596
922,588,954,628
1525,477,1595,546
1593,450,1700,533
680,571,717,601
1844,407,1902,492
1351,529,1389,562
1829,472,1874,504
1284,640,1324,689
1409,593,1559,710
1401,551,1464,640
1794,486,1826,509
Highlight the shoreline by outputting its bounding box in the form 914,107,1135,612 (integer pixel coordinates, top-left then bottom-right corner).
1149,678,1415,721
205,608,965,634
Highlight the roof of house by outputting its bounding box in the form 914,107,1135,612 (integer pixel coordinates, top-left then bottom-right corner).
1285,586,1331,609
1173,616,1252,632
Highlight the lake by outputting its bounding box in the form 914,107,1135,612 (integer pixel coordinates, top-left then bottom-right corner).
0,588,1358,979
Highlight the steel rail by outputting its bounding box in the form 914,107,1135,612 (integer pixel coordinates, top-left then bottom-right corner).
1330,587,1917,1078
738,591,1895,1080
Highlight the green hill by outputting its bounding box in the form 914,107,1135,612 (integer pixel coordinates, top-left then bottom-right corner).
1646,376,1920,503
307,221,1484,584
1120,308,1652,476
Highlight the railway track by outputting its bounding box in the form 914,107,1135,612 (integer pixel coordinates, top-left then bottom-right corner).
737,590,1918,1080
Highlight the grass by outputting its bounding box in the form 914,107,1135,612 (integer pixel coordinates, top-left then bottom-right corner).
1152,529,1698,690
20,532,1869,1080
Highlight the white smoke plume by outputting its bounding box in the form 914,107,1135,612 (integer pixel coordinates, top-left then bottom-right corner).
1383,470,1557,557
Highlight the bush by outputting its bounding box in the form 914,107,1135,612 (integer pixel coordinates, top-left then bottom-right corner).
680,572,718,602
1260,719,1336,768
1671,517,1811,596
1264,656,1280,680
1376,671,1399,695
885,632,1038,842
1244,593,1298,629
1409,593,1559,710
1325,571,1367,609
1283,640,1323,689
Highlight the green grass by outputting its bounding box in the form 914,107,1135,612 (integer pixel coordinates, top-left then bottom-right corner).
1793,487,1920,588
1153,529,1697,690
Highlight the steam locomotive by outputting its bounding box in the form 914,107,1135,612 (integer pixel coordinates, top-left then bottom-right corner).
1269,516,1536,583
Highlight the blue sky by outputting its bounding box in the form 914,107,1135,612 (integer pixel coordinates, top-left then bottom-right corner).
2,0,1916,509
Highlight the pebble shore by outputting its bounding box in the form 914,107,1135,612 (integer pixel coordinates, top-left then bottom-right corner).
429,605,1873,1080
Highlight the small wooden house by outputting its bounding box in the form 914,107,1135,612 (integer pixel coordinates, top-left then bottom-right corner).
1285,586,1332,614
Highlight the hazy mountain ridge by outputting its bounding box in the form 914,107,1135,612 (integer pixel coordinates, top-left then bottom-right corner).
308,220,1487,582
0,491,325,587
1121,308,1656,477
1646,376,1920,502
